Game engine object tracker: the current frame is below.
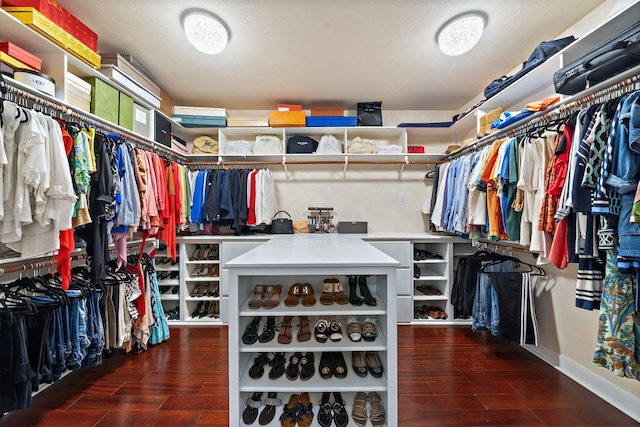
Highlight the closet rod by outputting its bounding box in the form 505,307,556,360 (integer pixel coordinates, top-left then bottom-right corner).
0,240,155,277
187,159,441,167
4,80,186,164
473,239,531,254
444,71,640,161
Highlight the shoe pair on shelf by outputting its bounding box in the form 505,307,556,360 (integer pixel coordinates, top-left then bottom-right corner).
164,306,179,320
319,278,350,305
352,351,384,378
346,317,377,342
314,317,342,343
242,316,311,345
416,284,442,296
352,392,386,427
248,284,282,309
191,264,219,277
413,248,442,261
318,391,349,427
284,283,316,307
189,244,219,261
190,282,219,298
280,392,314,427
242,391,280,425
415,305,448,319
190,301,218,319
157,271,179,281
319,351,347,379
347,275,377,306
156,256,179,265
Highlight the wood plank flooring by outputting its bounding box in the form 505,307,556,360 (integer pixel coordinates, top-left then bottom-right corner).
0,326,637,427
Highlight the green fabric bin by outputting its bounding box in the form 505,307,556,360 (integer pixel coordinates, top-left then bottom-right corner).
119,92,134,131
85,77,119,124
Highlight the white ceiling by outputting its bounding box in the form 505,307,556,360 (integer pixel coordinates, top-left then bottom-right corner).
56,0,606,112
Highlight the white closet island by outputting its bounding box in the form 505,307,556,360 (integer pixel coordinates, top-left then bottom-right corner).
226,234,398,427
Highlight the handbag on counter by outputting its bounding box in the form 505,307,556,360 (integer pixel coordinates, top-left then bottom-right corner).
270,210,294,234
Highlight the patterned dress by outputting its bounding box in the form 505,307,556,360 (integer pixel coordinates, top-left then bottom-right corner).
593,249,640,379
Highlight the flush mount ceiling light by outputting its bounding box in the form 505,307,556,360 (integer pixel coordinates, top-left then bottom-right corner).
436,12,486,56
182,10,228,55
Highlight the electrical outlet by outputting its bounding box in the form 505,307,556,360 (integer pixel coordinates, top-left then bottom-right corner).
400,193,406,202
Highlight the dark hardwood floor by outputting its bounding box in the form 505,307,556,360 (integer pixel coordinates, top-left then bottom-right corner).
0,326,637,426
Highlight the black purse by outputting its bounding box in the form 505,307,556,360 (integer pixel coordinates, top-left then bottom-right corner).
270,210,294,234
357,101,383,126
287,136,318,154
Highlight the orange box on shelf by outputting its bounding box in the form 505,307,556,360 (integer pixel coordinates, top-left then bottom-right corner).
3,7,101,68
1,0,98,51
0,42,42,70
276,103,302,111
269,110,306,127
0,51,34,71
310,106,344,116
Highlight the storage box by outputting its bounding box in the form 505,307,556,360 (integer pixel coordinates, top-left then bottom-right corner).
227,117,269,127
269,110,305,127
159,87,173,117
66,72,91,111
154,110,172,147
306,116,357,127
0,61,15,77
337,221,368,234
0,51,33,70
407,145,425,154
98,64,160,108
311,106,344,116
14,68,55,96
118,91,133,131
276,103,301,111
100,53,161,97
172,114,226,128
4,7,101,68
173,105,225,117
0,42,42,70
133,103,151,137
1,0,98,51
85,77,119,123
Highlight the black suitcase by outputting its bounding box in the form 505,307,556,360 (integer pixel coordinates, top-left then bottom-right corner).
553,22,640,95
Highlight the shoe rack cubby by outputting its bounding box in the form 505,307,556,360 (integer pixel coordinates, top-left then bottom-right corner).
181,243,221,323
156,244,181,324
227,236,398,427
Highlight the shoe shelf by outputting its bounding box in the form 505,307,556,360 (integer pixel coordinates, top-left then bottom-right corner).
240,391,388,427
160,294,180,301
227,235,397,427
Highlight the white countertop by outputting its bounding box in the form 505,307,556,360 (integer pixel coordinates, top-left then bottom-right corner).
225,234,400,268
177,231,464,243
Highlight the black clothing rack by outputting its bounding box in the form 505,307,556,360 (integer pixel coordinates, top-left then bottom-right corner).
444,68,640,161
2,79,186,164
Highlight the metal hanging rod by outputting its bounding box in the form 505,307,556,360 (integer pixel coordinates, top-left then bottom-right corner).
0,240,155,277
473,239,532,254
186,159,441,167
444,71,640,161
4,81,186,164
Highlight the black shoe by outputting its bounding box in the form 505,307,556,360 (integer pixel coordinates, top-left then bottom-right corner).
170,285,180,294
268,352,286,379
348,275,363,306
242,316,262,345
358,276,377,306
199,301,211,318
191,301,203,318
169,271,179,280
258,316,276,343
414,264,421,279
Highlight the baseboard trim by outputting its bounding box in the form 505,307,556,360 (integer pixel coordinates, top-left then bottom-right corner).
524,343,640,423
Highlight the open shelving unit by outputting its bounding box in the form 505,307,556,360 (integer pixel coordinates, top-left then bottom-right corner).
226,235,398,427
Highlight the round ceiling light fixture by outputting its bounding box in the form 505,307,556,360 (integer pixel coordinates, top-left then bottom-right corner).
436,12,486,56
182,10,228,55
